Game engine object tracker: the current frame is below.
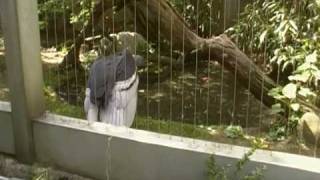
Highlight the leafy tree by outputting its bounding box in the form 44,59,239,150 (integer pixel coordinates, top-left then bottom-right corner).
227,0,320,138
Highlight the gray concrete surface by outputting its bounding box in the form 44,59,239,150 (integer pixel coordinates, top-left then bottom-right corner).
33,113,320,180
0,0,45,162
0,101,14,154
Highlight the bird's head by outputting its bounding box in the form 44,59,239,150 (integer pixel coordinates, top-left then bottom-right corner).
132,54,145,68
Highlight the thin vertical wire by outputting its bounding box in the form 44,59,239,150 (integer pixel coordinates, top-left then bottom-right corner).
315,121,320,157
245,0,254,136
134,0,138,128
123,0,128,131
83,8,87,96
45,5,49,48
45,1,51,86
206,0,213,128
193,0,200,138
276,0,284,85
63,0,70,103
311,1,319,158
289,0,305,156
232,0,240,125
111,0,116,124
101,1,105,39
91,0,98,107
146,0,150,130
259,29,268,136
102,0,108,124
180,0,186,137
157,0,161,133
134,0,137,55
112,0,115,44
71,0,79,105
169,12,173,134
220,0,227,125
53,5,61,96
91,0,95,48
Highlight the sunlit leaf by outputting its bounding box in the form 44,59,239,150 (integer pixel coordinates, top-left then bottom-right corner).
290,103,300,111
297,62,311,72
259,30,268,46
288,73,310,83
298,87,316,97
289,20,298,31
306,51,317,63
282,83,297,99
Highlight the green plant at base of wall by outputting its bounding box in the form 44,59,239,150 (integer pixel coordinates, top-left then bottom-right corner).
207,141,267,180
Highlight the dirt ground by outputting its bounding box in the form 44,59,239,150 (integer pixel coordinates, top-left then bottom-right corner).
0,154,92,180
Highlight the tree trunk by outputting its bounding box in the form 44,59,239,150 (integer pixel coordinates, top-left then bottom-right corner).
129,0,276,107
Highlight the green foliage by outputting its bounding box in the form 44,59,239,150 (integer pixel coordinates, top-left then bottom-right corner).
169,0,225,36
38,0,93,30
32,167,49,180
224,125,244,139
228,0,320,138
207,148,266,180
207,155,228,180
268,122,286,141
44,86,85,118
236,148,256,171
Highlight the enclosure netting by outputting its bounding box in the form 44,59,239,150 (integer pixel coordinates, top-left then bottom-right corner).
38,0,320,158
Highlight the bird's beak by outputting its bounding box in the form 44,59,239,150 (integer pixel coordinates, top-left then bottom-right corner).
132,55,145,67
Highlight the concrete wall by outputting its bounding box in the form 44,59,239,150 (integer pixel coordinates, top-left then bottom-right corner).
0,101,14,154
1,100,320,180
33,114,320,180
0,100,320,180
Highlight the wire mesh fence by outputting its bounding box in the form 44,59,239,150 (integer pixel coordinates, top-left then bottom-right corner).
0,23,9,102
35,0,320,158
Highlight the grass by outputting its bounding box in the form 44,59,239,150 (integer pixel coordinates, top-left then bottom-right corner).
45,85,214,139
134,116,215,140
44,86,261,149
45,86,85,119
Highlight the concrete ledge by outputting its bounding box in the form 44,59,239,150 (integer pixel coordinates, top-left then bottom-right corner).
34,113,320,180
0,101,14,154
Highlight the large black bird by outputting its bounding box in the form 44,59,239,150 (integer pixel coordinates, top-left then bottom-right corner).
84,49,143,127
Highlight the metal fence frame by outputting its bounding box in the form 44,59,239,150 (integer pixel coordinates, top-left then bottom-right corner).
0,0,320,180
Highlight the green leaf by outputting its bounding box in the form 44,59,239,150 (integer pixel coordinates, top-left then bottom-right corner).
297,62,311,72
298,87,316,97
224,125,243,139
271,103,284,114
289,20,298,31
282,61,291,71
290,103,300,111
268,87,286,100
288,73,310,83
259,30,268,46
268,87,281,97
306,51,317,63
282,83,297,99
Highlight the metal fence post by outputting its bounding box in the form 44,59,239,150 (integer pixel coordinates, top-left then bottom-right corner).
0,0,45,163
